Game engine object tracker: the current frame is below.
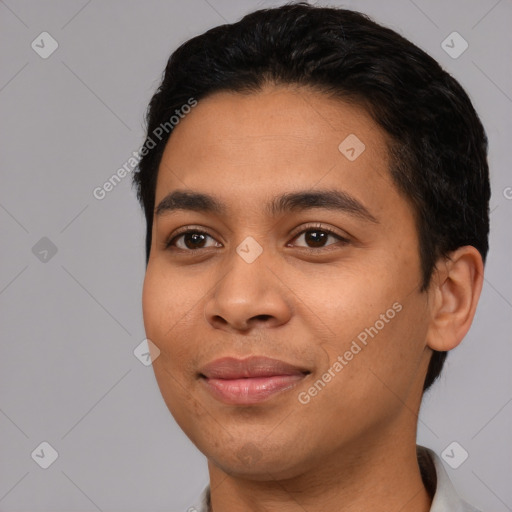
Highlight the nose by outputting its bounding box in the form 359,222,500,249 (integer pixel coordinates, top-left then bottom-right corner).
203,248,293,333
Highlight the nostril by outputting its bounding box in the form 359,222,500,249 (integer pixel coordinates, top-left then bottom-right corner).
255,314,272,321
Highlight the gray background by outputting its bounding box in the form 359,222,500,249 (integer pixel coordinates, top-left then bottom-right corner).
0,0,511,510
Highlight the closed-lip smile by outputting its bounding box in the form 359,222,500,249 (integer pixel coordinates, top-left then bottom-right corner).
199,356,310,405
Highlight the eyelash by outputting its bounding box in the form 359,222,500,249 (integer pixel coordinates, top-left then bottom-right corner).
165,223,350,253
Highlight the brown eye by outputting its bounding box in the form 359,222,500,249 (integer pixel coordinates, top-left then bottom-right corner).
303,229,330,247
291,227,349,249
167,230,220,250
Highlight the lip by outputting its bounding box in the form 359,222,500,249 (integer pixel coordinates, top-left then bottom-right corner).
199,356,310,405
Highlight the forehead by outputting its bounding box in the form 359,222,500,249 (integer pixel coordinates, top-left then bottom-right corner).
154,86,395,215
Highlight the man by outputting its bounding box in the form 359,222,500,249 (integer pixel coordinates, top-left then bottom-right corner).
133,3,489,511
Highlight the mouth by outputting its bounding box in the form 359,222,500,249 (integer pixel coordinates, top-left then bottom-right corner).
199,356,310,405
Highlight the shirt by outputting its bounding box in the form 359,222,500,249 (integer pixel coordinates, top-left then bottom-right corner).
187,445,482,512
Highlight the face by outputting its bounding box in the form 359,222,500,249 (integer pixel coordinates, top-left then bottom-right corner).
142,86,433,480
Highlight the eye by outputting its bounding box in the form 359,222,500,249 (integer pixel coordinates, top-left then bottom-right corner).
165,224,349,253
166,229,221,251
289,224,349,250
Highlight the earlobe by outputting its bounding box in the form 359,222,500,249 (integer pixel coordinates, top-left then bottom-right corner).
425,246,484,352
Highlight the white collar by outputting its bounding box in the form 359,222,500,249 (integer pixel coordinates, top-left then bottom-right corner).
421,446,481,512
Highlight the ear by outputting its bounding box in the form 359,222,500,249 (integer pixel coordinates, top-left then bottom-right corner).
425,246,484,352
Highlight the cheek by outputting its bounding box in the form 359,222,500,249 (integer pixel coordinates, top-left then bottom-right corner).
142,263,194,350
301,297,429,437
304,255,426,373
142,261,198,337
300,263,391,331
142,265,201,420
141,266,166,342
142,261,212,381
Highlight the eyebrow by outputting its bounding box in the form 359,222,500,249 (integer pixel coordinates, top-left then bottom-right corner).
155,189,378,223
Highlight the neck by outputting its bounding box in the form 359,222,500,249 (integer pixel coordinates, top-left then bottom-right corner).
207,435,431,512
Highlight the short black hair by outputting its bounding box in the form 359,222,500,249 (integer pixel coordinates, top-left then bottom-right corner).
133,2,490,391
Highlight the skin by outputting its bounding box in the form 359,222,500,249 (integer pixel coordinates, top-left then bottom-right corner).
142,85,484,511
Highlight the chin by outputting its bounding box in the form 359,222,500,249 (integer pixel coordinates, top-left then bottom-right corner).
204,438,308,481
